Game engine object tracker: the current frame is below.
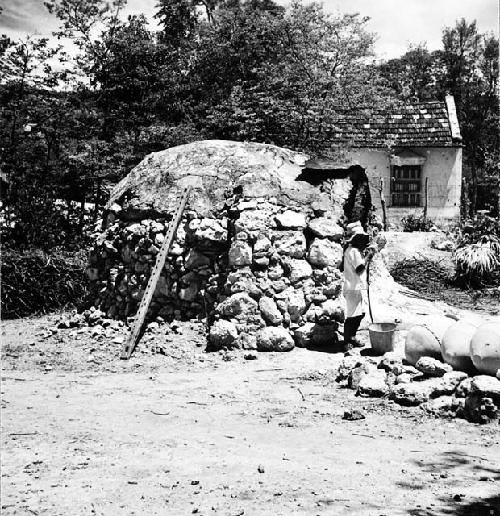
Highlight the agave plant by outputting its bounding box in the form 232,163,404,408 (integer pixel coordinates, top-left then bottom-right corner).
453,235,500,288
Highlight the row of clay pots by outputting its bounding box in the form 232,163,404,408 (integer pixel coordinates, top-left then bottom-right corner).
404,320,500,376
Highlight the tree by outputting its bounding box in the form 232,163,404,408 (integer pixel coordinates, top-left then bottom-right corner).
0,36,85,248
438,19,499,215
379,44,439,101
195,1,394,154
155,0,199,45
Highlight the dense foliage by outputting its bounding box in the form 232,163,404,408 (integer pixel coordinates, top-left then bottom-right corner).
453,215,500,288
401,214,435,233
1,248,89,319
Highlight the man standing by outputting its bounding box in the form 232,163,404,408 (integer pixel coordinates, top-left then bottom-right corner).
341,222,376,349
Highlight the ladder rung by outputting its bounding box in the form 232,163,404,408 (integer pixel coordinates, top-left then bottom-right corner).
120,187,192,359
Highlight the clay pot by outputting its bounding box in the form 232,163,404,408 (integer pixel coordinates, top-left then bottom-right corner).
405,325,443,366
441,320,478,372
469,322,500,376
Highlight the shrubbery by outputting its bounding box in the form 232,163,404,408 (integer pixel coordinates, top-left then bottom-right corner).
401,214,435,232
1,248,90,319
453,215,500,288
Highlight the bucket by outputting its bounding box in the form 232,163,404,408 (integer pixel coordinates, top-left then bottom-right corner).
369,322,397,354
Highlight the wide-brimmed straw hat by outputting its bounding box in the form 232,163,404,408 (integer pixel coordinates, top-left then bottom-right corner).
345,221,369,243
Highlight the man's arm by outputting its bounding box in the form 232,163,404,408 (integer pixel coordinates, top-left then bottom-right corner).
354,246,376,274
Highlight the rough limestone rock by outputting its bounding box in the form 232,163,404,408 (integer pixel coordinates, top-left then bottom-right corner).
275,210,307,229
318,299,344,323
193,218,227,245
421,396,464,417
271,231,306,259
216,293,258,318
259,296,283,325
308,324,339,346
253,235,272,255
415,357,453,377
308,239,343,268
348,362,378,390
285,259,313,283
256,327,295,352
431,371,469,397
234,209,276,236
357,373,389,398
307,218,344,241
209,320,239,350
390,382,436,406
294,323,315,347
336,356,363,382
185,250,211,270
287,290,307,322
463,377,500,423
378,351,404,374
455,377,473,398
470,375,500,400
463,395,498,424
228,241,252,267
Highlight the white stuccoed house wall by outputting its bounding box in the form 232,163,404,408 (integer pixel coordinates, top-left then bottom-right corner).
349,146,462,226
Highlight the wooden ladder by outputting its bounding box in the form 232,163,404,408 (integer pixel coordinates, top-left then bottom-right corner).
120,186,192,359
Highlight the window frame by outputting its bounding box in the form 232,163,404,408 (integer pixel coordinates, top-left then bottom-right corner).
390,165,422,207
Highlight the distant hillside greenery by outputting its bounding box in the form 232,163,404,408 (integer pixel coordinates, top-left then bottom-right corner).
0,0,498,252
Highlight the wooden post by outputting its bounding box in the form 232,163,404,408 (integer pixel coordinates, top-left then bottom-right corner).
378,177,387,231
423,177,429,221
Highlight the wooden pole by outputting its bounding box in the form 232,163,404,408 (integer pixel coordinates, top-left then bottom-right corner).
423,177,429,221
378,177,387,231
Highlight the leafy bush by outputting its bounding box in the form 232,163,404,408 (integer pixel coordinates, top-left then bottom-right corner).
401,214,434,232
454,238,500,288
453,215,500,288
457,214,500,246
1,248,90,319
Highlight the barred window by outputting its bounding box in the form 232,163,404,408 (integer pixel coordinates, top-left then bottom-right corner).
391,165,421,207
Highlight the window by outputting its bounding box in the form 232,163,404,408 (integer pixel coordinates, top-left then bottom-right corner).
391,165,422,207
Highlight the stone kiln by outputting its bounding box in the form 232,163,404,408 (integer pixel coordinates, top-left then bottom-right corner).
87,140,372,351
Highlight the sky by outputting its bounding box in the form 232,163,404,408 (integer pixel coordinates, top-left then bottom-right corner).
1,0,498,59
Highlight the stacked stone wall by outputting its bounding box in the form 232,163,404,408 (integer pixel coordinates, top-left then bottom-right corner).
87,176,355,351
87,214,228,321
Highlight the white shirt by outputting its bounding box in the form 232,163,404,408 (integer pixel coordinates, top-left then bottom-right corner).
343,246,367,291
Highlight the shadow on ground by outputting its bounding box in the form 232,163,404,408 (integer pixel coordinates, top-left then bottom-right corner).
403,450,500,516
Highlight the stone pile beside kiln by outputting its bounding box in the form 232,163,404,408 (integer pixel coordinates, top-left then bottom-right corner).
87,140,373,351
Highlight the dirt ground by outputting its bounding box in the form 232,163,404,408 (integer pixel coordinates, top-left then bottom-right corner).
2,312,499,516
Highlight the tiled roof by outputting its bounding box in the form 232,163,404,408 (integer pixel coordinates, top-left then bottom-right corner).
328,101,460,148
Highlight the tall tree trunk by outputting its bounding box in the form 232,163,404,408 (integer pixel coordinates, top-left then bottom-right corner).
93,179,102,222
79,189,86,230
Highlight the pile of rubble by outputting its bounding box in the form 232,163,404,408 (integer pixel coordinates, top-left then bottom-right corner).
336,351,500,424
55,307,202,356
87,140,376,351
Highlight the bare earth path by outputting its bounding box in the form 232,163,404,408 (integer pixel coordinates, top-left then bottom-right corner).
1,315,499,516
